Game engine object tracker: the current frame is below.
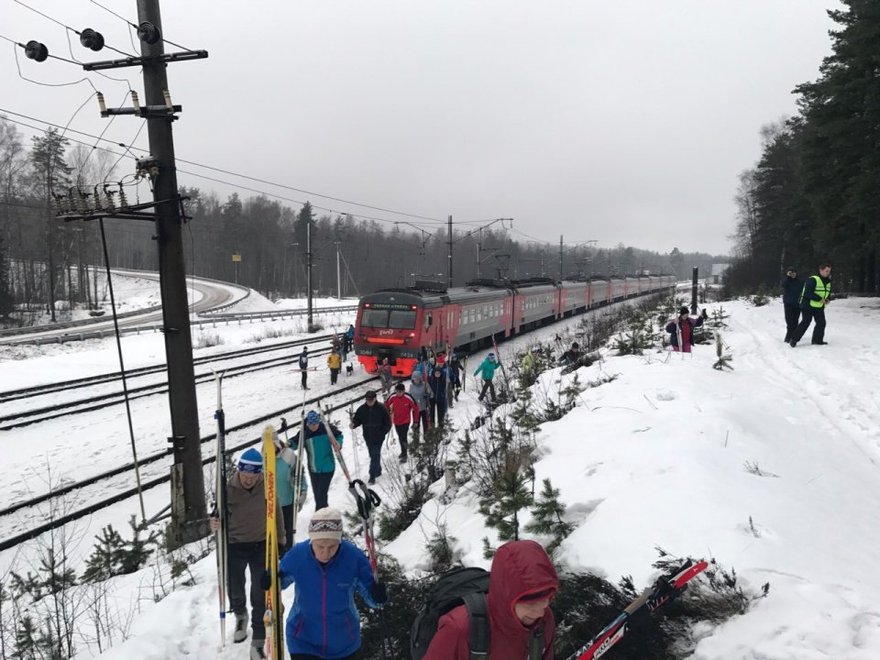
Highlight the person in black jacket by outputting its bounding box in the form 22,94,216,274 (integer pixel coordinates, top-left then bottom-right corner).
350,390,392,484
781,266,802,343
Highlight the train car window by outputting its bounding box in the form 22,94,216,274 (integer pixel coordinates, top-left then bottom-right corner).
361,309,388,327
389,310,417,329
423,313,433,329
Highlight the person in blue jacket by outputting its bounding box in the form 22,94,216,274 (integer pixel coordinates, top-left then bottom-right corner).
473,352,499,402
278,507,387,660
292,411,343,511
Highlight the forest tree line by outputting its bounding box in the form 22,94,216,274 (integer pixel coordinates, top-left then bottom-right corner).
0,116,721,325
726,1,879,295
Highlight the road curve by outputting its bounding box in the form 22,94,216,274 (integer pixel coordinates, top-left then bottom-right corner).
0,270,249,345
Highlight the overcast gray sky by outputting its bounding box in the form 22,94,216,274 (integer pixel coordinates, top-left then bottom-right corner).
3,0,840,255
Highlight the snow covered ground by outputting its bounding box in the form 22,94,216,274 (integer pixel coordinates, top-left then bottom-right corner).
4,295,880,659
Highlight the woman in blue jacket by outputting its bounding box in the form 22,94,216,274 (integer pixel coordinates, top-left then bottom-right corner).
279,507,387,659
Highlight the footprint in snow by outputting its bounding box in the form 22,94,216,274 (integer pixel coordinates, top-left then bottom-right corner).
655,390,676,401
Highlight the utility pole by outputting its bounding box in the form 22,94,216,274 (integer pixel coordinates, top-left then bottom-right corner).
133,0,208,547
559,235,564,280
476,229,482,279
334,240,342,299
447,215,453,288
307,219,313,330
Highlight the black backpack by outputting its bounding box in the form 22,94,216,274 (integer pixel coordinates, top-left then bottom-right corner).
410,566,490,660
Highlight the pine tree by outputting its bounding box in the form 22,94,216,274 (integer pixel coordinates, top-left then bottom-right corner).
479,465,534,541
14,615,38,660
0,234,12,320
525,478,574,554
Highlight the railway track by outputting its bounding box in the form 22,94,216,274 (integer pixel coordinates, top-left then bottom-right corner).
0,343,340,431
0,333,336,404
0,378,376,553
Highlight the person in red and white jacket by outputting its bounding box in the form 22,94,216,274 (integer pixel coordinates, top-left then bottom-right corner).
385,383,420,462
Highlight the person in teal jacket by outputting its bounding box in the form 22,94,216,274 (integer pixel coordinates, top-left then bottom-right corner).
273,432,309,548
277,507,387,660
291,411,343,511
473,352,499,402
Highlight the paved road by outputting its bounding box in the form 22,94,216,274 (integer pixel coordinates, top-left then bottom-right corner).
0,270,249,345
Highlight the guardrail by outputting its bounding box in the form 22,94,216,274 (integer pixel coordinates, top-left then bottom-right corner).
5,305,359,346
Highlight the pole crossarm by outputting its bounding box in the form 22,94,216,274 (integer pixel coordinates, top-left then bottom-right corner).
82,49,208,71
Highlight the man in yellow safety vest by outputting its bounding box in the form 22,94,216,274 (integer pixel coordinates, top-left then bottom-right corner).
789,264,832,347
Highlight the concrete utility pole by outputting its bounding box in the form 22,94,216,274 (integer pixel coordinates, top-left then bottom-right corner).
447,215,453,288
334,240,342,299
135,0,207,547
691,266,699,312
559,235,564,280
306,219,314,330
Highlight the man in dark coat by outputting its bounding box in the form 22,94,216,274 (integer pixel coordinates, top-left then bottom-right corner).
781,266,802,343
350,390,392,484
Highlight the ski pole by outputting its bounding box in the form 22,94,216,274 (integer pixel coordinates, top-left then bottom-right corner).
212,370,228,647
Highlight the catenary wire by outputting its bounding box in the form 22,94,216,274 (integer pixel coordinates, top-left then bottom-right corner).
13,0,136,58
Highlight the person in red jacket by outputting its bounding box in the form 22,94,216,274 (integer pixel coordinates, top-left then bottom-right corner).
424,540,559,660
385,382,420,462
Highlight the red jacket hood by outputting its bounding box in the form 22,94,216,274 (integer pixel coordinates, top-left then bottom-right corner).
487,540,559,638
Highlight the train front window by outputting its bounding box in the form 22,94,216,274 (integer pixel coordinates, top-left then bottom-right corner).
361,309,388,327
389,310,417,329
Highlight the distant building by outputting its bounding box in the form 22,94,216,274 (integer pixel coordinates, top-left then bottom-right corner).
710,263,729,285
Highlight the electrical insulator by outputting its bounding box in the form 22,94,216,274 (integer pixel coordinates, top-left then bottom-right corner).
97,92,107,114
162,90,173,109
24,40,48,62
75,189,89,213
52,193,65,215
131,91,141,114
137,21,160,45
119,185,129,209
80,28,105,52
93,185,104,211
103,185,117,212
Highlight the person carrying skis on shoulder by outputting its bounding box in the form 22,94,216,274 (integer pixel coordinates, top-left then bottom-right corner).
428,363,449,426
408,368,432,443
273,431,308,550
474,352,499,403
327,348,342,385
210,448,285,656
449,352,464,401
270,507,387,660
292,411,343,511
377,357,393,397
386,382,420,462
666,306,706,353
423,539,559,660
298,347,310,390
350,389,392,484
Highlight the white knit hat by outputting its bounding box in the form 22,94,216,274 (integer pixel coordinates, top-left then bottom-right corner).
309,507,343,542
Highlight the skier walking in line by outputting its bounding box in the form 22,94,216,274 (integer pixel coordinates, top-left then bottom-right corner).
473,352,500,403
428,363,449,427
422,540,559,660
272,432,308,549
377,357,393,397
781,266,803,343
271,508,387,660
666,306,707,353
345,324,355,353
448,352,464,401
350,389,392,484
408,368,432,443
292,411,344,511
209,448,285,657
298,347,310,390
790,263,832,347
327,348,342,385
386,383,420,462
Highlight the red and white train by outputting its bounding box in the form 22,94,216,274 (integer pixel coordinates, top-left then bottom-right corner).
354,275,675,377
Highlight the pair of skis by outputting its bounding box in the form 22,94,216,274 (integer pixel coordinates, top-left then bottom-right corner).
566,559,709,660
